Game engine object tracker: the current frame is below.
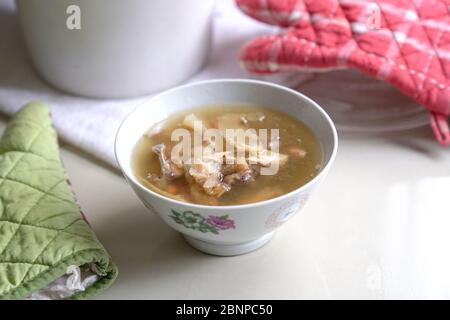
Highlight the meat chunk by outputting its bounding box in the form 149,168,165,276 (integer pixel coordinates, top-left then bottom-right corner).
221,162,249,175
183,145,228,197
143,173,169,193
248,150,289,167
182,113,204,131
152,144,184,179
187,177,220,205
222,162,254,185
223,170,254,185
186,161,230,197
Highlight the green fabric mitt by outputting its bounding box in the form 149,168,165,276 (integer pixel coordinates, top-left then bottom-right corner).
0,102,117,299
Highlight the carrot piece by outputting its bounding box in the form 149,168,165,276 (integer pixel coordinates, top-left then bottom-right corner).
167,184,178,194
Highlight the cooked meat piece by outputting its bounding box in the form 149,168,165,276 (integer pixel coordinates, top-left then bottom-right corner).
221,161,254,185
224,130,263,154
207,182,230,198
185,172,223,204
187,161,230,197
146,173,169,189
250,163,262,175
221,164,234,176
217,113,266,154
185,144,228,197
223,170,254,185
221,160,250,175
218,116,260,153
248,150,289,167
152,144,184,179
148,173,164,182
182,113,204,131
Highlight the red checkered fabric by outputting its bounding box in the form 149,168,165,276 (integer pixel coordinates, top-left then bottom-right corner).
237,0,450,145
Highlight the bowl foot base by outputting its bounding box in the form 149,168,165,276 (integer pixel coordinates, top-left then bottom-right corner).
183,233,274,256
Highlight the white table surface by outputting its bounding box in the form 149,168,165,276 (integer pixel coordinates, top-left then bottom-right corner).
2,115,448,299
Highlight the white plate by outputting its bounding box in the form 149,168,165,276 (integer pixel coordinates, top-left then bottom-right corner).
259,70,429,134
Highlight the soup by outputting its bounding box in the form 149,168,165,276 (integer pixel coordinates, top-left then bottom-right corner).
132,105,323,206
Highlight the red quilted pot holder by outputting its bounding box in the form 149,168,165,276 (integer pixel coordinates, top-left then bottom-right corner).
236,0,450,145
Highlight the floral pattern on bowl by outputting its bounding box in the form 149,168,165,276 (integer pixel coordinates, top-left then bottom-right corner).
170,209,235,234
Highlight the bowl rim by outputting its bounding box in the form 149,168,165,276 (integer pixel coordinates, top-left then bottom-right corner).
115,78,338,210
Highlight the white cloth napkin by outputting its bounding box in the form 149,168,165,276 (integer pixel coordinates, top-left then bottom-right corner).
0,0,278,167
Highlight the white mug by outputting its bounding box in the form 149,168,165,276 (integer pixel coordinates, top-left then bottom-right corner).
17,0,215,98
115,79,338,256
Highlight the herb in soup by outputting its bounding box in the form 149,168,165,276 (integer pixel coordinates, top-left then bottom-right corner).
132,105,323,206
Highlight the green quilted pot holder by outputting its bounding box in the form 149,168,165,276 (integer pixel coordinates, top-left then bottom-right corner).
0,102,118,299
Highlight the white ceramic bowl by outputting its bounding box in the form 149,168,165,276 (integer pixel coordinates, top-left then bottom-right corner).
17,0,214,98
115,79,338,256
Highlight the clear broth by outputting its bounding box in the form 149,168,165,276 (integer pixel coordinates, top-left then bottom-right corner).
132,105,323,206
